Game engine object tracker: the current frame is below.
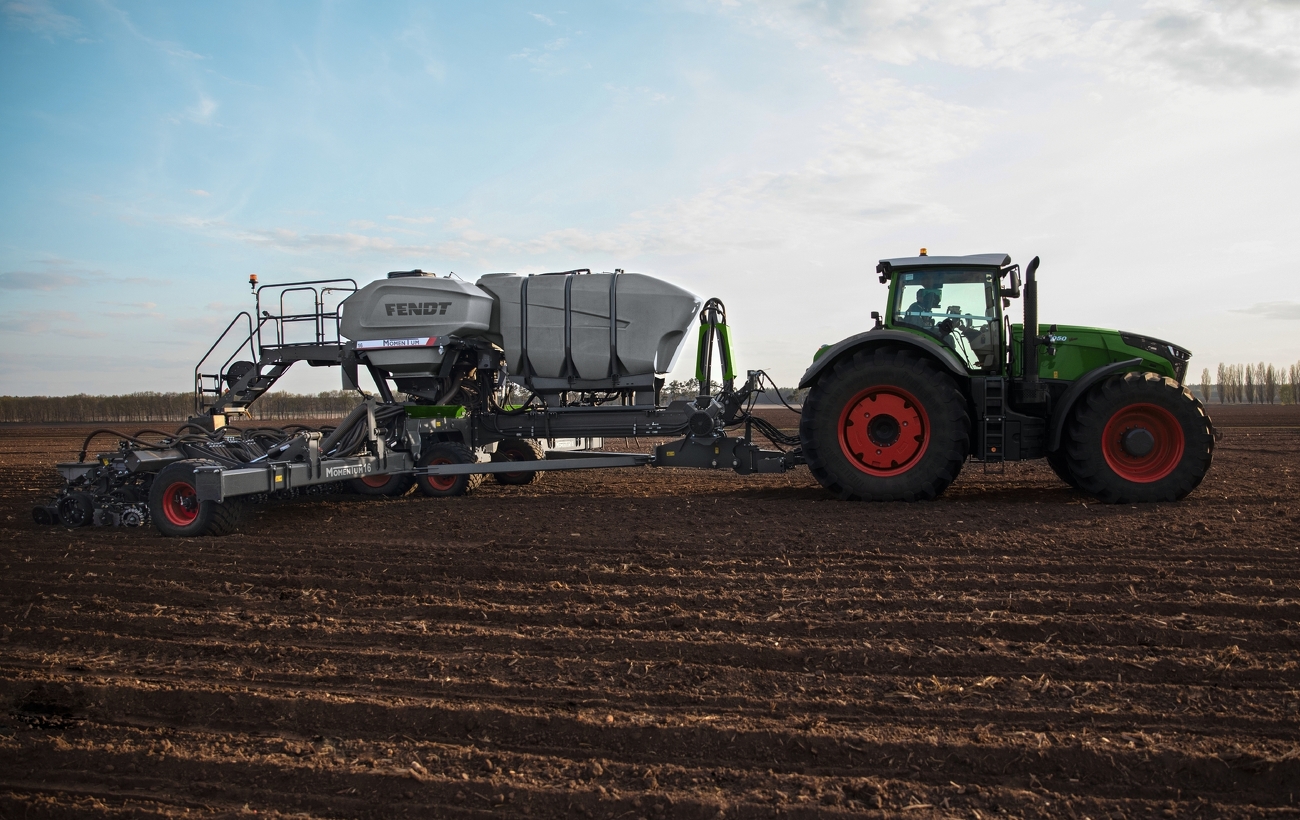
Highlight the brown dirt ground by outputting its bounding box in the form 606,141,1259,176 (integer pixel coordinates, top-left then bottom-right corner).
0,405,1298,819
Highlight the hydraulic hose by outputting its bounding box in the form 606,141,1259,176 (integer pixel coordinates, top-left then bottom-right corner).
319,403,371,454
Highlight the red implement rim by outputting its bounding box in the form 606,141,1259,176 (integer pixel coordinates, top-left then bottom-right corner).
161,480,199,526
1101,402,1184,483
359,474,391,488
838,386,930,477
499,445,532,479
422,458,458,491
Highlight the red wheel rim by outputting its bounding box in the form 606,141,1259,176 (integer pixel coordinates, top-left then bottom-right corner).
161,481,199,526
1101,403,1184,483
423,458,457,491
359,474,391,488
838,386,930,477
500,446,529,479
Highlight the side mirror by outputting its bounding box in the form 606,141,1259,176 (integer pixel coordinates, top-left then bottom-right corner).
1000,266,1022,298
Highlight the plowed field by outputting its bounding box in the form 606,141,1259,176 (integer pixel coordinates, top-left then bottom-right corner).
1,406,1298,818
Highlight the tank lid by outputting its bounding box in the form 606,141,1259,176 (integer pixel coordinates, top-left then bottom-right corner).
387,269,435,279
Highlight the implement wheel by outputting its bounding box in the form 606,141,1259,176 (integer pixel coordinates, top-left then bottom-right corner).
1064,372,1214,503
346,472,415,497
800,347,970,501
416,442,484,498
492,438,544,486
55,493,94,528
148,459,247,537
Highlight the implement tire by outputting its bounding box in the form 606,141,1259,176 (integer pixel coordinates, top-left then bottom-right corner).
492,438,545,486
800,347,970,501
1064,372,1214,503
415,442,484,498
346,472,415,497
149,459,247,537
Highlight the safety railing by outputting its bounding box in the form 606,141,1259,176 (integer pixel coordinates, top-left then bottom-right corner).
255,279,358,350
194,312,258,414
193,278,359,414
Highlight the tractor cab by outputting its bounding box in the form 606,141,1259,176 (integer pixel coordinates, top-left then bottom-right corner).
880,253,1018,374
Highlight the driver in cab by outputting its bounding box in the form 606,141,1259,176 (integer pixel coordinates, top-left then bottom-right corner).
901,288,942,329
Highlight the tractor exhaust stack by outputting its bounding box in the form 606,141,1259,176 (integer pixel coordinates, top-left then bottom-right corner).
1020,256,1047,403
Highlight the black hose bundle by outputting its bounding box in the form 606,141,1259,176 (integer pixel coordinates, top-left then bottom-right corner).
321,402,406,457
75,410,381,466
748,415,801,447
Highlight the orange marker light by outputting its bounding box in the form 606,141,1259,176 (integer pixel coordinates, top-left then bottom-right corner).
919,248,928,256
249,274,258,292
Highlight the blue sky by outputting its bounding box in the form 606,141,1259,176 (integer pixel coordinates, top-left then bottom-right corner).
3,0,1299,395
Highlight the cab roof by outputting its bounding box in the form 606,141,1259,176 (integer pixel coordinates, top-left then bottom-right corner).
877,253,1012,276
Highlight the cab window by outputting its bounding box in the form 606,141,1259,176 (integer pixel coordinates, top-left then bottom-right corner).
893,269,1000,371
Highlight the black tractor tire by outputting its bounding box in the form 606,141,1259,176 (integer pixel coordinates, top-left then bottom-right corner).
800,347,970,501
492,438,545,486
1064,372,1214,503
149,459,247,537
1045,447,1080,490
346,472,415,497
415,442,485,498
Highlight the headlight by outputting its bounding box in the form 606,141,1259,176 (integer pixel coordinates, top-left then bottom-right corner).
1120,332,1192,382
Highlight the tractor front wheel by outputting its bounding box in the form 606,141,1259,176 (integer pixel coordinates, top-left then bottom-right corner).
800,348,970,501
1064,372,1214,503
148,459,247,537
415,442,485,497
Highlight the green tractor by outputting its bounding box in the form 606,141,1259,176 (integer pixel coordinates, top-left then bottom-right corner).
797,252,1215,503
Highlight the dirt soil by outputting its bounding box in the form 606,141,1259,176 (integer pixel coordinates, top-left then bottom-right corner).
1,406,1298,818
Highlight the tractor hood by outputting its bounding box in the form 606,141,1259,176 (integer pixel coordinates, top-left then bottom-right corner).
1011,323,1191,384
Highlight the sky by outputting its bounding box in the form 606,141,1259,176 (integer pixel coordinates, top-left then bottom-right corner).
2,0,1298,397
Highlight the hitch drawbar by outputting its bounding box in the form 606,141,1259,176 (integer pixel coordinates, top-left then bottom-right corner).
414,435,787,478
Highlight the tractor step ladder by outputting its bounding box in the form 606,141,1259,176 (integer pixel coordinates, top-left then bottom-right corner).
982,377,1006,473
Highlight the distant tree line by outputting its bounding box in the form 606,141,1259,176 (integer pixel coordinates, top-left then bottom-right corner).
0,391,358,423
1195,362,1300,404
662,379,805,404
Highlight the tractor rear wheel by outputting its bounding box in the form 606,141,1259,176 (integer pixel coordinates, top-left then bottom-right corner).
415,442,485,497
149,459,247,537
1064,372,1214,503
800,348,970,501
492,438,545,485
346,472,415,497
1045,447,1080,490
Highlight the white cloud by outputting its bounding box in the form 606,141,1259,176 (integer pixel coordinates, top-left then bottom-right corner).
238,227,435,257
722,0,1300,90
2,0,79,38
419,74,989,260
397,22,446,81
102,2,206,60
386,214,439,224
187,94,217,123
0,260,158,290
0,271,82,290
1232,302,1300,320
188,189,211,197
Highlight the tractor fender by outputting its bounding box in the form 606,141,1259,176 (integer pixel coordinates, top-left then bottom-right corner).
797,329,969,389
1047,357,1144,452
